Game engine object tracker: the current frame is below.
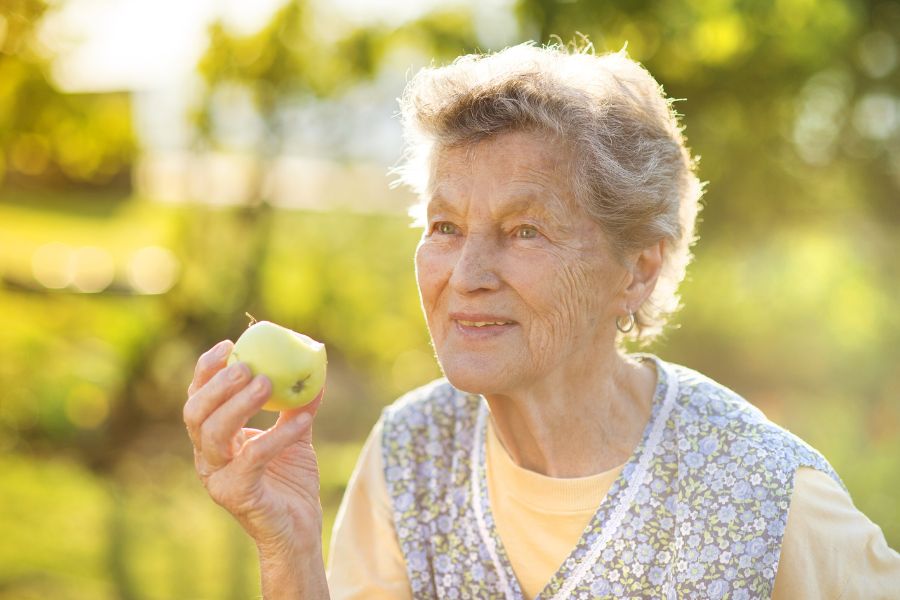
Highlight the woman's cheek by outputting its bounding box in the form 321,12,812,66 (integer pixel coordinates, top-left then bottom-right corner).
416,243,449,305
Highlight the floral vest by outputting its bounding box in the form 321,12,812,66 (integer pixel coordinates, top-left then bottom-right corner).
380,355,843,599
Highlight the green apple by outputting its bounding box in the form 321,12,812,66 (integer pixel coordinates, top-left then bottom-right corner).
227,321,327,411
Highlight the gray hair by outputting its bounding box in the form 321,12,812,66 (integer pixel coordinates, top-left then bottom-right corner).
394,42,704,344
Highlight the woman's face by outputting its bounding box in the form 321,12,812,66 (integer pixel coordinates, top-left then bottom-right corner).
415,130,634,395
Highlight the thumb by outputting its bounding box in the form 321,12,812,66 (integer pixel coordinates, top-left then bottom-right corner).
237,412,313,477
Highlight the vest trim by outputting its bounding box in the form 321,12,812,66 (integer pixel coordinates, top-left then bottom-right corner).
472,402,518,599
551,358,679,599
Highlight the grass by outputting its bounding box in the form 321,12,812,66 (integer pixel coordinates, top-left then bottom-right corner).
0,441,364,600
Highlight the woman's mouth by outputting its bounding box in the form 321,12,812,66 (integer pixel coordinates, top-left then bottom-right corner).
450,314,517,339
457,320,515,327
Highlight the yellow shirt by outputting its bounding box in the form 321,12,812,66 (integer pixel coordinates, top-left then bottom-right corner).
327,417,900,598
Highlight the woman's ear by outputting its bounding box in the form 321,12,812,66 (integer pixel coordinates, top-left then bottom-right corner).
623,240,664,311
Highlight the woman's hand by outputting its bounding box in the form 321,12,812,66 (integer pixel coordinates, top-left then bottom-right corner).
183,340,329,598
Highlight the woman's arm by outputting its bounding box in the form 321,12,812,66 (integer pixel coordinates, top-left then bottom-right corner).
258,540,330,599
183,340,330,600
773,467,900,599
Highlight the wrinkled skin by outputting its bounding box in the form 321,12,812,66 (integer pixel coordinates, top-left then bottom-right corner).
416,130,638,397
183,340,328,595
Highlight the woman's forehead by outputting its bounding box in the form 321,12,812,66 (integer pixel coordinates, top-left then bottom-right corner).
433,130,568,175
426,132,576,213
425,189,566,222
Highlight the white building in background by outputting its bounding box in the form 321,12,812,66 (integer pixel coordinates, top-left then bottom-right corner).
129,70,417,214
43,0,419,214
134,151,415,214
43,0,516,214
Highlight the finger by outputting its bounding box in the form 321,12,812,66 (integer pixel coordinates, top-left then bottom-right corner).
237,412,314,476
187,340,233,397
183,361,253,447
276,386,326,430
193,427,260,481
199,375,272,467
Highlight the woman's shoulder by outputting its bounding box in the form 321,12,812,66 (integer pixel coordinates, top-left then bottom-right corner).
660,357,791,433
657,357,843,483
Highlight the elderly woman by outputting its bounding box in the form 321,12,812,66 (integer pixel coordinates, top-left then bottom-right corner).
183,43,899,599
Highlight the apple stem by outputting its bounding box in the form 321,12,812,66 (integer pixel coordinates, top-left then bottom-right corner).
245,312,258,326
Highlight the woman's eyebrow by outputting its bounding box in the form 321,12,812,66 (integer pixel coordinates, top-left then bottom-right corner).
424,196,460,218
425,189,571,225
494,195,548,217
494,192,569,226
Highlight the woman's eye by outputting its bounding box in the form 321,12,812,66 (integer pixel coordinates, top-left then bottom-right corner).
516,225,539,239
435,222,457,235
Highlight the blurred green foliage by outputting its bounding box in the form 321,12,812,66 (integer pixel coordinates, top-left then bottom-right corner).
0,0,135,189
1,0,898,597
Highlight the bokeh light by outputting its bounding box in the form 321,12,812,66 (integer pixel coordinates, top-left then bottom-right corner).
126,245,180,294
71,245,115,292
31,241,76,289
857,30,898,78
792,69,852,165
852,93,898,140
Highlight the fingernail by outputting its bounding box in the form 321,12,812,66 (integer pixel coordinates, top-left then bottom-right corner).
251,376,268,395
215,342,230,358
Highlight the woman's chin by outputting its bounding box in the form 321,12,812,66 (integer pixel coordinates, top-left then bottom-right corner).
439,360,519,396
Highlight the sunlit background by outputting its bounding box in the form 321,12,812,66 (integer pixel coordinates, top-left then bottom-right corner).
1,0,898,597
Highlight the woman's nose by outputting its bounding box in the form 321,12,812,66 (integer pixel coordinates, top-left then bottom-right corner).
448,234,501,294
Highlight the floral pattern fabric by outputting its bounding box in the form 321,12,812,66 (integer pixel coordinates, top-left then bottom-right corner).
381,355,842,599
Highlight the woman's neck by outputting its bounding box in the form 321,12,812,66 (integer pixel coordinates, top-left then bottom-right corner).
482,350,657,478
